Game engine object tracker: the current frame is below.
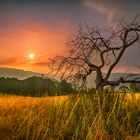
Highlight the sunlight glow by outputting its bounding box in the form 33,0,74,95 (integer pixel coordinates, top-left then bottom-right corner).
28,53,35,60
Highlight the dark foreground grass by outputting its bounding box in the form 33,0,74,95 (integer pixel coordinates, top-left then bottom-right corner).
0,92,140,140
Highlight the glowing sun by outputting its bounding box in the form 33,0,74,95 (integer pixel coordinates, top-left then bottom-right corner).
28,53,35,60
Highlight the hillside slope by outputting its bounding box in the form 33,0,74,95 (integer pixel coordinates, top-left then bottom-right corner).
0,67,47,79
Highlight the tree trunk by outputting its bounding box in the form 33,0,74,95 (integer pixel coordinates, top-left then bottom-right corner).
96,84,104,108
96,85,103,94
95,70,104,112
95,71,105,131
95,70,104,94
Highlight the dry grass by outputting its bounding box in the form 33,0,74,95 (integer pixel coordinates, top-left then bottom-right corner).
125,93,140,100
0,92,140,140
0,94,69,109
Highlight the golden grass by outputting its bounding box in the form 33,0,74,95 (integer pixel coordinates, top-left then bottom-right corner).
125,93,140,100
0,94,69,108
0,92,140,140
0,94,69,140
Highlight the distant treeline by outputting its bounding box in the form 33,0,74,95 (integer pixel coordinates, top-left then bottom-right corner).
0,76,76,96
0,76,140,97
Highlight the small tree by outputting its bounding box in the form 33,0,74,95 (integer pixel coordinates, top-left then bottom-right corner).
48,17,140,94
58,79,74,95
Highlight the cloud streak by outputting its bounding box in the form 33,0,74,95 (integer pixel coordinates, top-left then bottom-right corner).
84,0,140,24
0,58,17,65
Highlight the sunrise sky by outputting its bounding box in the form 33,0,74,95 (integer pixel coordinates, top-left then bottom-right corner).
0,0,140,73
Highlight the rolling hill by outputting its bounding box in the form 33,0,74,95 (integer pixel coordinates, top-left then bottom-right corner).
0,67,47,79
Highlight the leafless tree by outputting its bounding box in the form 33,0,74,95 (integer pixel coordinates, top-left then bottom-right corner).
48,17,140,94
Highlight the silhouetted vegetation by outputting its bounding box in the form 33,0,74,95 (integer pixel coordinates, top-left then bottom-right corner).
0,76,139,97
0,76,75,97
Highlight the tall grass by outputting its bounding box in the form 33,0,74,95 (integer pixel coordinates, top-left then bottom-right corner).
0,92,140,140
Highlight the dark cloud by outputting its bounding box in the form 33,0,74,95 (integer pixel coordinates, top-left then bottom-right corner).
0,58,17,65
32,61,48,66
0,0,104,31
0,0,82,6
86,0,140,6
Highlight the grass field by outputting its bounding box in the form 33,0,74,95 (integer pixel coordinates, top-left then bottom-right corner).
0,92,140,140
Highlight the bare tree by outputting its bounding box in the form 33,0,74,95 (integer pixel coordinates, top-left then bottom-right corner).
48,17,140,94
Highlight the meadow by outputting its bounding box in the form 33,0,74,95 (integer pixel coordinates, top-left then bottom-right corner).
0,92,140,140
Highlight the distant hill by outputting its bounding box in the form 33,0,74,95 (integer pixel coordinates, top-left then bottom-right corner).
0,67,48,80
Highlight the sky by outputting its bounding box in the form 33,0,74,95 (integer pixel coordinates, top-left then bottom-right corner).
0,0,140,74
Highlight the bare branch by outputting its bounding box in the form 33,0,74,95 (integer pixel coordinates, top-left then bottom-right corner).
48,16,140,91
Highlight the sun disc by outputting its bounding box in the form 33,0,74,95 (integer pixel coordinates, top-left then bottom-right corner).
28,53,35,60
